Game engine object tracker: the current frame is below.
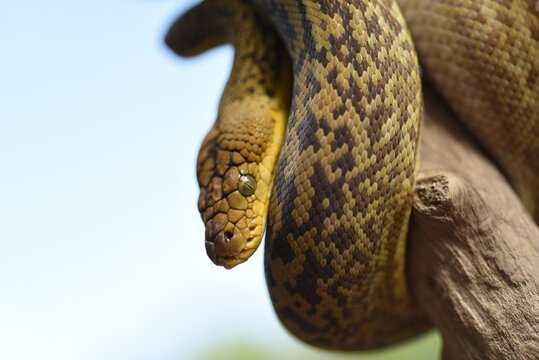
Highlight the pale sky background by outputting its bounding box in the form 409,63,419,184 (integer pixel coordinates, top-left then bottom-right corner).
0,1,439,359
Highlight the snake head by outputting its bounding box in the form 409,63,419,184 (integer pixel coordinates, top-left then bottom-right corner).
196,106,281,269
171,0,291,269
199,167,265,269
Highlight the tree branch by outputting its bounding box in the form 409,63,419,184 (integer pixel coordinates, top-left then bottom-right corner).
408,84,539,359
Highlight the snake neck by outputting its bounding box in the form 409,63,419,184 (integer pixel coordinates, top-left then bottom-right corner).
219,0,292,111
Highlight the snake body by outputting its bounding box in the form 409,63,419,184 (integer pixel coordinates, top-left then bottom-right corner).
167,0,539,351
398,0,539,220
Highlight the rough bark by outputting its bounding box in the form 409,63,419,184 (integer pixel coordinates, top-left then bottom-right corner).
408,84,539,360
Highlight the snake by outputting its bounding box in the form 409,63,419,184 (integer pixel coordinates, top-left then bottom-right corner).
166,0,539,351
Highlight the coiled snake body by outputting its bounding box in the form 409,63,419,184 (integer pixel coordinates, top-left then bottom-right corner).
167,0,539,350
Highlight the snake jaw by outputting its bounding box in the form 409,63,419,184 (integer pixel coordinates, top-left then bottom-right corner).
202,192,267,268
204,224,264,269
206,239,258,269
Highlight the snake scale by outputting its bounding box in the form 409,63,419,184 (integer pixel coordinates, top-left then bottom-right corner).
166,0,539,350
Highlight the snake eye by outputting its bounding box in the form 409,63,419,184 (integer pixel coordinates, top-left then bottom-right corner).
238,174,256,197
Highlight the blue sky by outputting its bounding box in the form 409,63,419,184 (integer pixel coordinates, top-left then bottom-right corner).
0,2,439,359
0,1,278,359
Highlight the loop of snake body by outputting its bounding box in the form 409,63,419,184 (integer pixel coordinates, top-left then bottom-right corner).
167,0,538,350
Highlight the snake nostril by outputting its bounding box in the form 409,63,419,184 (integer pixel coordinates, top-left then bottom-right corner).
224,231,233,241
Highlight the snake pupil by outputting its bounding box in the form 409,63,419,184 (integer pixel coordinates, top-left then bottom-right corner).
238,174,256,197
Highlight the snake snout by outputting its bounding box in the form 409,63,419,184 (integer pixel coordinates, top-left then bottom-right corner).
204,214,248,268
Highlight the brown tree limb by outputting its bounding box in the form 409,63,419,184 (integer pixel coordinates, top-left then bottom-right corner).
408,84,539,360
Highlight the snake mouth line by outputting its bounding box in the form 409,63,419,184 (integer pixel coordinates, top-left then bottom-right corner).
205,234,257,269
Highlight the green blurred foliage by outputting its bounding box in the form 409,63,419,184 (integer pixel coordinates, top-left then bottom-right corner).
195,330,441,360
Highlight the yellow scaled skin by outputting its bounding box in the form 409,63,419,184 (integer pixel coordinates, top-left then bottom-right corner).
168,0,538,352
167,0,292,268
